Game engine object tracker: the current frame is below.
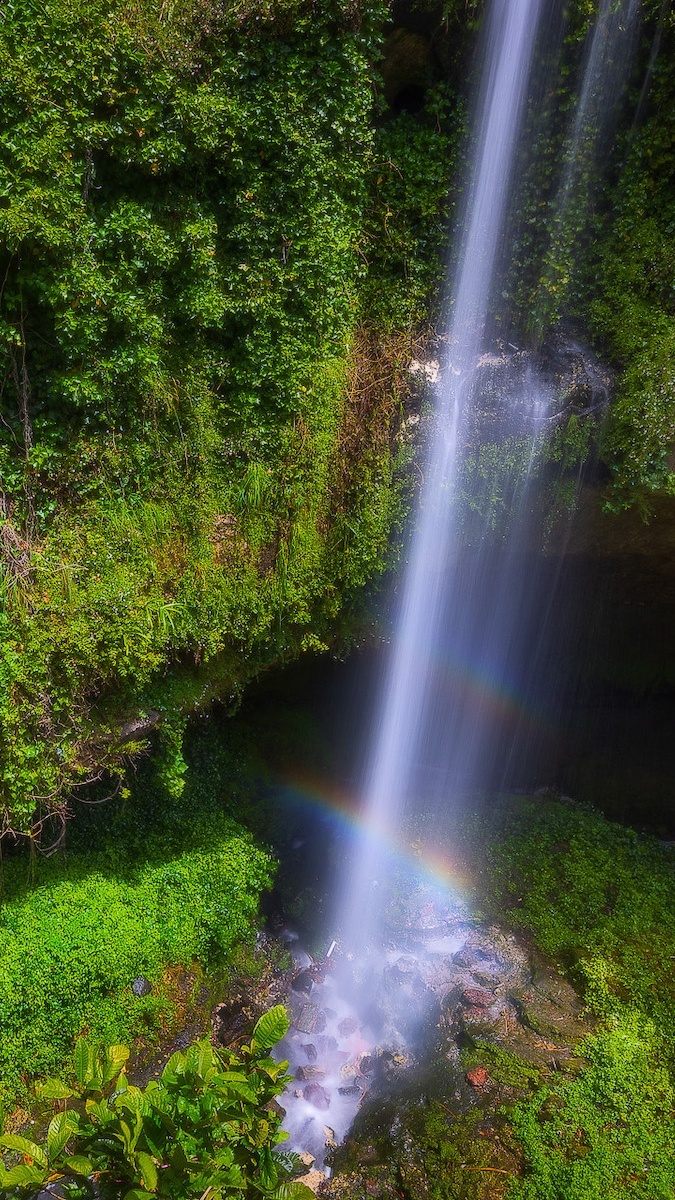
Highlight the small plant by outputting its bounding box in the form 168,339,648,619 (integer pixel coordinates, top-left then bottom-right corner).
0,1009,312,1200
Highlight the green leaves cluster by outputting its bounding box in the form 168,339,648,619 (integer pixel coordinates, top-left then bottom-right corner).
0,1014,313,1200
0,810,273,1103
0,0,408,831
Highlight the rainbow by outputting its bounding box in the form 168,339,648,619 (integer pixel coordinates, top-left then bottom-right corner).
277,773,475,901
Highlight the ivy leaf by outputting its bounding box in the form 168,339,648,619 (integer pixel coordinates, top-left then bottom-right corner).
251,1005,289,1050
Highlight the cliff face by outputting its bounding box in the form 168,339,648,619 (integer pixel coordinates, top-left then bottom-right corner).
1,0,674,834
0,0,458,832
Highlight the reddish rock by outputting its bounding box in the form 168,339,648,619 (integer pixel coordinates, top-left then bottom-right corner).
461,987,493,1009
465,1066,491,1089
296,1065,327,1082
303,1082,331,1110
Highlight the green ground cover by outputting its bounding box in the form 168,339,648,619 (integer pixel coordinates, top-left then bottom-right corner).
0,754,273,1105
472,797,675,1199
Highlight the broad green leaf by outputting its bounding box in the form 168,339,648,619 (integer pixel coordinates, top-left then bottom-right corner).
257,1146,278,1191
2,1163,49,1186
64,1155,93,1176
47,1111,80,1160
0,1134,48,1167
136,1151,158,1192
74,1040,96,1088
102,1044,130,1086
85,1098,113,1123
251,1006,289,1051
35,1078,76,1101
123,1190,150,1200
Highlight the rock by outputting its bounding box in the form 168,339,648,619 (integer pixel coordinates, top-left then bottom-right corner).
317,1035,338,1056
297,1169,326,1194
460,987,493,1009
296,1066,327,1082
298,1151,316,1169
303,1083,331,1111
292,970,314,996
314,1010,327,1034
357,1054,376,1076
338,1016,358,1037
338,1084,362,1097
265,1098,286,1120
453,947,483,969
324,1125,337,1148
293,1003,319,1034
213,1000,248,1046
302,1043,318,1062
466,1066,491,1089
132,976,152,998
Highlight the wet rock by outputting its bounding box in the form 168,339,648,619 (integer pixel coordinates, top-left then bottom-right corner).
213,1000,248,1046
265,1098,286,1120
453,945,488,970
324,1125,338,1149
293,1003,319,1034
392,956,418,979
132,976,152,998
297,1169,327,1194
303,1043,318,1062
323,1007,337,1021
338,1084,362,1097
318,1035,338,1056
338,1016,359,1037
314,1010,327,1034
296,1065,327,1082
466,1066,491,1089
292,970,315,996
460,987,493,1009
298,1151,316,1169
303,1083,331,1111
358,1055,376,1076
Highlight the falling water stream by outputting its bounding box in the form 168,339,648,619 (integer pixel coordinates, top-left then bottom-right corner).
275,0,642,1174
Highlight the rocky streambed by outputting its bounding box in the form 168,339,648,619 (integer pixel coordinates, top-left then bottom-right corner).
211,881,592,1198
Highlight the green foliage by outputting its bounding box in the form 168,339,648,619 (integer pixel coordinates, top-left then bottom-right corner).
459,796,675,1198
580,16,675,501
480,798,675,1034
0,1024,314,1200
2,0,456,831
0,803,273,1103
509,1015,675,1199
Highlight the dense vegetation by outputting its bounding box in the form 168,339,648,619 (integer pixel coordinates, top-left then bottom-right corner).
477,799,675,1198
0,0,458,834
0,1011,314,1200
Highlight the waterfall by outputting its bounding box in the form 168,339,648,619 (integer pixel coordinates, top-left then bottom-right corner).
337,0,547,952
275,0,643,1171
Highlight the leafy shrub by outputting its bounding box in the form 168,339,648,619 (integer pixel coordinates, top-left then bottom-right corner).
0,814,273,1103
0,1012,314,1200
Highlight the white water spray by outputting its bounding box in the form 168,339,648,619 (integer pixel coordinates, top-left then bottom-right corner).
339,0,547,950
